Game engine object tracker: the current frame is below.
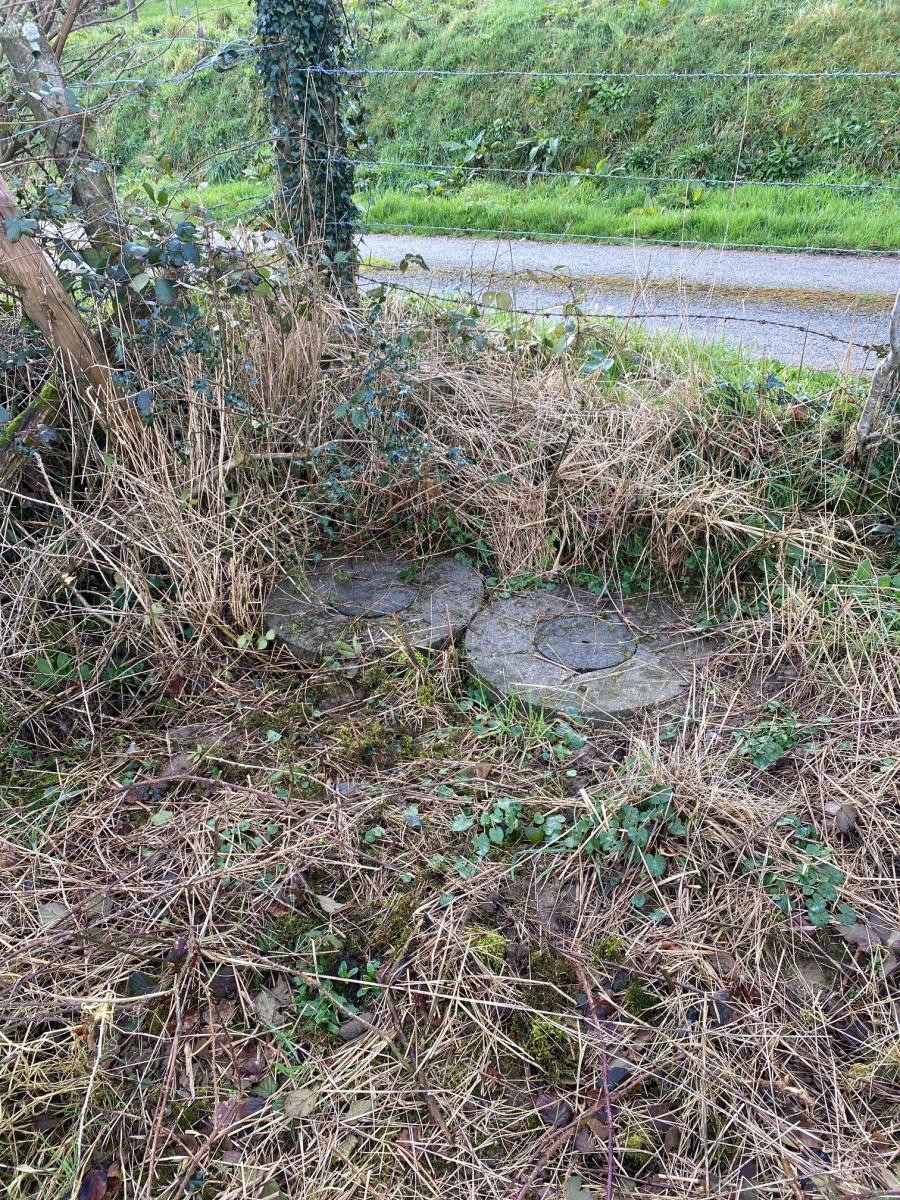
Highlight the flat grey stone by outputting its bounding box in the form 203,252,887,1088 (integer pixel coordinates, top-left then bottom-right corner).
327,559,419,616
536,612,636,670
465,587,715,721
265,553,484,665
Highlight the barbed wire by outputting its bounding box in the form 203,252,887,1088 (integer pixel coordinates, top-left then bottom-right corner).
357,273,883,354
348,157,900,192
362,220,900,259
61,39,900,89
321,65,900,82
4,13,899,267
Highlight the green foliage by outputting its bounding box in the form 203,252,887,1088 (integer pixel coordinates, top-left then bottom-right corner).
562,786,682,883
459,690,587,763
31,651,90,689
472,797,524,856
72,0,900,252
741,815,853,928
450,779,686,896
293,958,381,1035
734,701,828,770
292,976,346,1035
360,0,900,184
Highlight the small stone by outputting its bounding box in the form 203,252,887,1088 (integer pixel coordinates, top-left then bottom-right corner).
339,1011,376,1041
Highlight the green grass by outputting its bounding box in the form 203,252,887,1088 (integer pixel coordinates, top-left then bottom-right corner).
362,176,900,252
164,173,900,253
70,0,900,252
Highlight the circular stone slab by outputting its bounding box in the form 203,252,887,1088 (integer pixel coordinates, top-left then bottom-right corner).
265,553,484,665
464,587,715,722
536,613,636,671
328,559,419,617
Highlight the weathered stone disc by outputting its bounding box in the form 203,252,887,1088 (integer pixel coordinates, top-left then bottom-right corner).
265,553,484,665
536,613,636,670
464,587,715,722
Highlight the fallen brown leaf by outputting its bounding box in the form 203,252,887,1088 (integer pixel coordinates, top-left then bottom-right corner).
535,1091,574,1128
283,1087,318,1119
78,1164,121,1200
214,1096,267,1129
31,1112,60,1133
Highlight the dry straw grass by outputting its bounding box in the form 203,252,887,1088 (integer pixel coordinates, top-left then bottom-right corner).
1,296,899,1200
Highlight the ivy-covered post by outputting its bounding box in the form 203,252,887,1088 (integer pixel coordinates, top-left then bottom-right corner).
256,0,356,300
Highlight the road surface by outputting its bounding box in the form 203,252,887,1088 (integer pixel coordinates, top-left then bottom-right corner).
361,233,900,371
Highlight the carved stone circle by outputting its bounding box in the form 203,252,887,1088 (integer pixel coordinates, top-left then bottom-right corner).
464,587,715,721
265,553,484,664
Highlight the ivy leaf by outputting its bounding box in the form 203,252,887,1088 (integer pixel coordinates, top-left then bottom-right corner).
398,252,429,273
154,278,177,306
644,852,668,880
581,351,616,376
4,217,37,243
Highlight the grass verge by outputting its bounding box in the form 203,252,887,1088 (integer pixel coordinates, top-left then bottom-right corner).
363,176,900,253
159,174,900,254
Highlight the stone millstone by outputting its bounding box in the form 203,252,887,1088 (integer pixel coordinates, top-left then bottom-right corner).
265,553,484,665
464,587,715,722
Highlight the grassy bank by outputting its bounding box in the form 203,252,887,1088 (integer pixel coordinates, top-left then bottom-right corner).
73,0,900,252
151,172,900,255
361,0,900,184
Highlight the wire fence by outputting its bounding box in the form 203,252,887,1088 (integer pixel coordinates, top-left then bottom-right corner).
2,3,899,366
47,38,900,234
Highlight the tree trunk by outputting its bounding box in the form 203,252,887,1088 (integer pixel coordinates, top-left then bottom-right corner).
0,17,117,238
0,170,118,484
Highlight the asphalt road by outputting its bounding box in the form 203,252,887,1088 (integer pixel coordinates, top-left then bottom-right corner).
362,233,900,371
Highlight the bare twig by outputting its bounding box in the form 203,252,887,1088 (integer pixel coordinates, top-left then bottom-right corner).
573,963,616,1200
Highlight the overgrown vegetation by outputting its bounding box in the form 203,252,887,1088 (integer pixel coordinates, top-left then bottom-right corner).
2,2,899,1197
2,265,899,1194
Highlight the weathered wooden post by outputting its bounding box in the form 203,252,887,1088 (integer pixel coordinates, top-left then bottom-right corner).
256,0,356,299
